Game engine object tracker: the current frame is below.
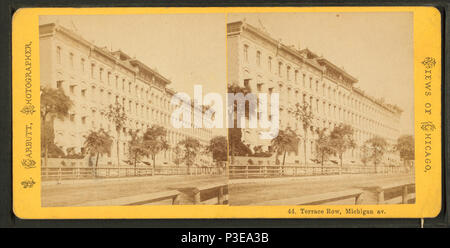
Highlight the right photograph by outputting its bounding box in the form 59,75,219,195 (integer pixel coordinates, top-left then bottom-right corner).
226,12,415,206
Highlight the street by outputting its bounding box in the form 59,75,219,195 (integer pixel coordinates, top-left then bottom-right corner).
42,173,414,207
41,175,227,207
228,173,414,205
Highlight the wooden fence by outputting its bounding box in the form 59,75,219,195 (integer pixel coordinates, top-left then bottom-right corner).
42,165,224,181
75,190,181,206
75,183,228,206
252,189,364,205
229,164,411,179
193,183,228,205
376,182,415,204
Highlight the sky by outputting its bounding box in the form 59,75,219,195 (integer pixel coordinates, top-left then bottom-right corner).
40,12,414,136
229,12,414,135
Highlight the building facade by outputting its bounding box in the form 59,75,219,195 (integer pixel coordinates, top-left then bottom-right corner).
227,21,403,165
39,23,213,167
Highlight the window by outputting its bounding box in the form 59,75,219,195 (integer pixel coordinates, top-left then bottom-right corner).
107,72,111,85
99,68,103,82
56,80,63,89
278,62,282,77
69,53,74,68
243,45,249,62
80,58,85,72
268,56,272,72
91,86,96,100
302,74,306,87
295,70,298,83
91,64,95,79
115,76,118,89
56,46,61,64
256,51,261,66
70,114,75,122
286,66,291,80
69,85,75,94
81,117,86,125
81,89,86,97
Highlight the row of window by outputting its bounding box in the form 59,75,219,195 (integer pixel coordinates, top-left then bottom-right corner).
243,44,397,121
56,46,172,111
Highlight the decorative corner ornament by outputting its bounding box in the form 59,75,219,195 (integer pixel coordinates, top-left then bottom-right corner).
21,177,36,189
21,159,36,169
421,57,436,69
420,121,436,132
20,104,36,115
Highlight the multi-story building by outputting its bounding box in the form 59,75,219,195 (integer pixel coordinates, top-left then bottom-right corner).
39,23,213,167
227,20,403,165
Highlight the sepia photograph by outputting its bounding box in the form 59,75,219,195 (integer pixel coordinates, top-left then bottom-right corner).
39,14,229,207
226,12,415,206
37,11,417,208
9,4,443,221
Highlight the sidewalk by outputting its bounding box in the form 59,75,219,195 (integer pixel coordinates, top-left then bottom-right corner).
42,174,220,186
229,173,413,185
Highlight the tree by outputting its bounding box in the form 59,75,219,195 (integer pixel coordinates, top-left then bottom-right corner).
329,124,356,169
142,125,167,175
178,137,201,174
360,143,371,166
83,128,113,177
40,86,73,167
105,100,127,170
127,129,147,174
227,83,255,164
315,128,335,173
364,136,388,173
161,139,170,161
271,128,298,166
396,135,415,164
294,101,314,166
206,136,228,162
173,145,183,167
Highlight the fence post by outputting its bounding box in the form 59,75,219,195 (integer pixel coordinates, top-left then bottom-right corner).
57,167,61,184
402,185,408,204
245,165,248,179
218,186,224,204
376,189,384,204
355,193,363,205
172,194,181,205
193,189,201,205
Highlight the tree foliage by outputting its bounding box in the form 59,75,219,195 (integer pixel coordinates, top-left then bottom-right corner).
396,135,415,161
177,137,201,169
206,136,228,162
40,86,73,166
40,86,73,122
83,128,113,172
142,125,168,175
271,128,299,166
105,101,127,167
329,124,356,167
127,129,147,168
227,83,255,163
314,128,335,171
293,101,314,165
364,136,388,171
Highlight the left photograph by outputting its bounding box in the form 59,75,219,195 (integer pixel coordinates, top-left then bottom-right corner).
39,14,228,207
